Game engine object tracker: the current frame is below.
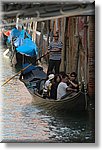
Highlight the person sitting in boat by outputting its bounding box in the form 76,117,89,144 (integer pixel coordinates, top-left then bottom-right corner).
59,71,66,79
68,72,79,92
43,73,55,98
57,73,76,100
50,74,61,100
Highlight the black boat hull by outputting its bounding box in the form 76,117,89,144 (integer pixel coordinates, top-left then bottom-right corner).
29,90,86,112
21,66,87,112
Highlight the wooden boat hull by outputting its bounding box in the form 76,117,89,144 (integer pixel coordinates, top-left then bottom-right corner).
29,90,86,112
21,66,87,112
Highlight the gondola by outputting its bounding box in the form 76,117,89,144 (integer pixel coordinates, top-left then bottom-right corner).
4,25,38,70
20,64,88,112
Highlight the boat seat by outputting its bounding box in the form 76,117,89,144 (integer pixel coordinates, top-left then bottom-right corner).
31,79,46,94
23,67,47,82
38,79,46,94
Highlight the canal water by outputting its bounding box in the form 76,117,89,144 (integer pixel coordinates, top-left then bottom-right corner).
0,46,95,143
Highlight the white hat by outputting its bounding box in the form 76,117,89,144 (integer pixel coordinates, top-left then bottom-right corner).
48,74,54,80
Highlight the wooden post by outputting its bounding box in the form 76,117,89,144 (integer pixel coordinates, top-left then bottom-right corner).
46,20,50,47
72,17,80,74
38,22,45,62
60,18,66,71
32,21,37,42
64,17,68,73
50,19,54,42
88,16,95,98
83,16,88,86
56,18,59,31
68,17,72,73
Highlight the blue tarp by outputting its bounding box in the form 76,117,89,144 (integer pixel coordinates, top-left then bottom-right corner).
11,28,21,38
7,28,21,43
16,38,38,56
14,37,24,47
13,30,32,47
7,27,38,57
7,28,31,44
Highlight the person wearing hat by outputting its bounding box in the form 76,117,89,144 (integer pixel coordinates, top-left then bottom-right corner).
43,74,55,98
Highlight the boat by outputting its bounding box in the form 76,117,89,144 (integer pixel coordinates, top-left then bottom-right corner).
4,27,38,70
20,64,88,112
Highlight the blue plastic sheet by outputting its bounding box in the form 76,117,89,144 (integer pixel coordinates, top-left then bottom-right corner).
14,37,24,47
16,38,38,56
7,28,21,43
7,28,31,44
7,27,38,57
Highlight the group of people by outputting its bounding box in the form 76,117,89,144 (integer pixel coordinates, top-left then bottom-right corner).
42,31,79,100
43,71,79,100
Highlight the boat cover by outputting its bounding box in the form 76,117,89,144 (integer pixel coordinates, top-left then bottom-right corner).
7,27,38,57
16,38,38,56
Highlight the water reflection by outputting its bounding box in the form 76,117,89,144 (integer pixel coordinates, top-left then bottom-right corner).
0,47,95,143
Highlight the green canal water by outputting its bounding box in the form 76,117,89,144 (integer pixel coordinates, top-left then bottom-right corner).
0,46,95,143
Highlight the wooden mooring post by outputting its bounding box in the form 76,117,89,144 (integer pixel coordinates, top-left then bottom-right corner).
88,16,95,99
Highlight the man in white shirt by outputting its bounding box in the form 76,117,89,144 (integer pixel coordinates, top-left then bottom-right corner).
57,73,75,100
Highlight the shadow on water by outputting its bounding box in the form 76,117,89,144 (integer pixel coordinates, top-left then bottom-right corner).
20,102,95,143
3,101,95,143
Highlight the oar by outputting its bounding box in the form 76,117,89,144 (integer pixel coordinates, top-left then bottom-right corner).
1,51,50,87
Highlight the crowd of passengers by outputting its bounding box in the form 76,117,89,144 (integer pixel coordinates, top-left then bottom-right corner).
42,71,79,100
